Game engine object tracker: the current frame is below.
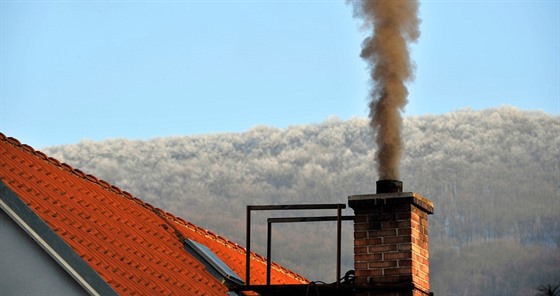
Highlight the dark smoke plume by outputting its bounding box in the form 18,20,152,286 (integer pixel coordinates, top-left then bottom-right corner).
349,0,420,180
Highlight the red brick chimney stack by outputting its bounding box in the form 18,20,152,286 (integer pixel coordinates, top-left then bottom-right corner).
349,192,434,296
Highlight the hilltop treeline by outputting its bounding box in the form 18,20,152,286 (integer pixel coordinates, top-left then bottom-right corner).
44,107,559,295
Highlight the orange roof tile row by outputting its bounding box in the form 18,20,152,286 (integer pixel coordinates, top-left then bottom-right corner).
0,133,308,295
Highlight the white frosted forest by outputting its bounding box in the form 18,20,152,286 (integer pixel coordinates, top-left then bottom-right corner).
44,107,560,295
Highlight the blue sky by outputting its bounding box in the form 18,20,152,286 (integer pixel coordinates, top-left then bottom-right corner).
1,0,559,148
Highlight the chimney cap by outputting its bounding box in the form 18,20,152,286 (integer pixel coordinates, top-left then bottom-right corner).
376,179,403,194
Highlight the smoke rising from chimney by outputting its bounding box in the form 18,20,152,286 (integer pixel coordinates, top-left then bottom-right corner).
349,0,420,180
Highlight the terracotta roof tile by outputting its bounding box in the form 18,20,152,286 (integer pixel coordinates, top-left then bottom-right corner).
0,132,308,295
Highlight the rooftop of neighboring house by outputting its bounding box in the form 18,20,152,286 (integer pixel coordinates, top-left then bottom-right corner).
0,132,308,295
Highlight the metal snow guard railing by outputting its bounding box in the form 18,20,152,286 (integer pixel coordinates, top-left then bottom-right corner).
245,204,353,288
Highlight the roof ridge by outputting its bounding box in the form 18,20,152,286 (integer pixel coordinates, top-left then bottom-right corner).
0,132,308,283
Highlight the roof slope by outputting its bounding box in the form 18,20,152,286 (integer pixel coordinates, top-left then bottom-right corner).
0,133,308,295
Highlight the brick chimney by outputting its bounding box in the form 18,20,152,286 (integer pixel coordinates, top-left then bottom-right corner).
348,192,434,296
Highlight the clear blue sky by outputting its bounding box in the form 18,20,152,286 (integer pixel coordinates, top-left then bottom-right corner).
1,0,558,148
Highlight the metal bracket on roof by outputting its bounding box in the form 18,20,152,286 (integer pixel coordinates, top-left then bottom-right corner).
265,215,354,286
245,204,353,289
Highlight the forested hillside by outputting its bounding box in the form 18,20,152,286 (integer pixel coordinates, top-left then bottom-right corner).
44,107,559,295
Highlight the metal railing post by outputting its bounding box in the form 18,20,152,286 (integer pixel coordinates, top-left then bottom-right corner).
266,219,272,286
336,204,342,288
246,206,251,288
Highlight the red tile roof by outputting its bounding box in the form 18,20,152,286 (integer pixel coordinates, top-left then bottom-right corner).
0,133,308,295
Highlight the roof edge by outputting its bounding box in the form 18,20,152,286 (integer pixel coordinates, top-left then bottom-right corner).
0,132,309,284
0,180,119,296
